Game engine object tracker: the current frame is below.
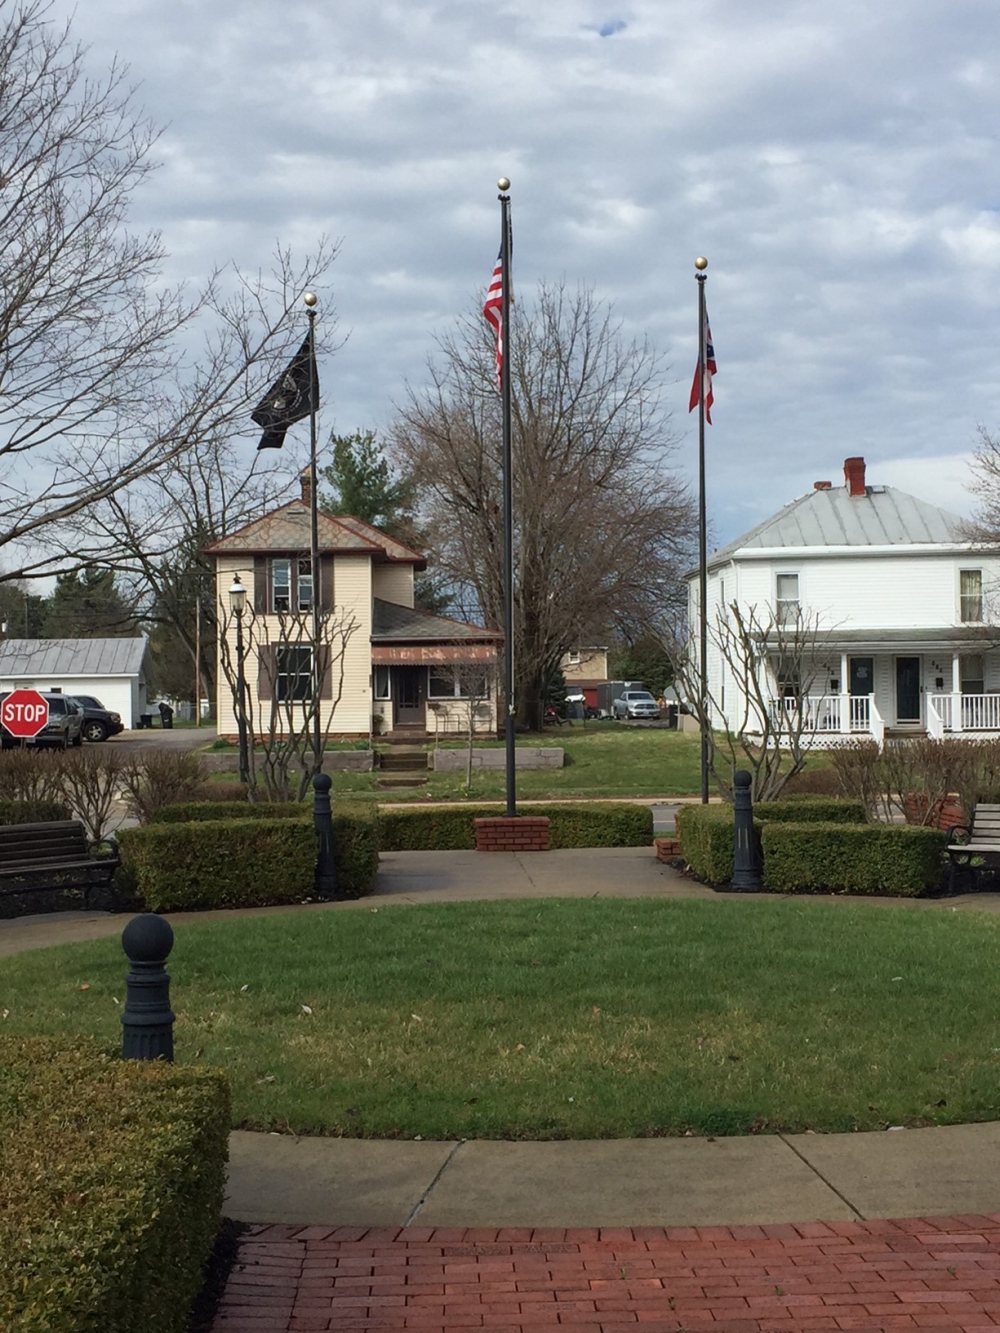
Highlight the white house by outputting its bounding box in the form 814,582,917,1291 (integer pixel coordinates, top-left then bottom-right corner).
0,637,151,727
689,456,1000,743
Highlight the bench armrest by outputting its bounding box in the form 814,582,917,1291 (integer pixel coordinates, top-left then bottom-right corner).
89,835,119,860
949,824,972,845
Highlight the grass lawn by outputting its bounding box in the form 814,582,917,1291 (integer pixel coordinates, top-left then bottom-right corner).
6,897,1000,1139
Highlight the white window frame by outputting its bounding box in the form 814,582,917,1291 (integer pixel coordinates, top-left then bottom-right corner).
275,643,313,702
775,572,800,625
427,669,490,700
272,558,291,613
297,557,313,611
373,665,391,700
960,569,983,624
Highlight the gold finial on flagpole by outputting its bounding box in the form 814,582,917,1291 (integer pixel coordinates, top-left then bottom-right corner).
303,292,318,307
497,176,511,193
694,256,708,271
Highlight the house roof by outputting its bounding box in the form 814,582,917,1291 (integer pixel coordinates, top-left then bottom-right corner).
0,637,149,678
706,482,970,572
204,500,427,568
372,599,501,643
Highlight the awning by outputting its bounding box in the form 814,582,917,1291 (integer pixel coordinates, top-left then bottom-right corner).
371,645,499,664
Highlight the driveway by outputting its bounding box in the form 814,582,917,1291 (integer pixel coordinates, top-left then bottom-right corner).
104,724,218,753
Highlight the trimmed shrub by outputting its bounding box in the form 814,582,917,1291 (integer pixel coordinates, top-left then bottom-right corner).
760,821,948,897
0,798,71,823
117,806,378,910
754,796,867,823
0,1035,229,1333
377,801,653,851
195,779,250,802
675,804,736,884
151,800,305,824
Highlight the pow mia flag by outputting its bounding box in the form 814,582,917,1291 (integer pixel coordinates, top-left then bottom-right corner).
252,336,319,450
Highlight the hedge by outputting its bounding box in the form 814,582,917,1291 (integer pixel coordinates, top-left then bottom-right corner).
151,799,305,823
0,1036,229,1333
760,821,948,896
754,796,867,823
117,806,378,910
377,801,653,850
675,804,736,884
0,798,71,823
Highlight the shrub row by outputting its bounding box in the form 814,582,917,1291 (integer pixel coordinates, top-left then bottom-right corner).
675,797,940,895
0,798,71,824
377,801,653,851
760,821,948,897
117,805,379,911
151,799,304,823
0,1036,229,1333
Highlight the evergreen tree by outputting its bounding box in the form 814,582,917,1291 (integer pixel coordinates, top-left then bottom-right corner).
41,568,133,639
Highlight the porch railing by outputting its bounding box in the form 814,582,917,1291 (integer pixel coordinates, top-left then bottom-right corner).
929,693,1000,733
768,693,879,737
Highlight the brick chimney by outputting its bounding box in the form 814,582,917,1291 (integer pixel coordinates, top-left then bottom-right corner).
813,480,832,490
300,466,312,505
843,456,866,497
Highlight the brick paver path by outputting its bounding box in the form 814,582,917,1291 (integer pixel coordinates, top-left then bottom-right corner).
212,1216,1000,1332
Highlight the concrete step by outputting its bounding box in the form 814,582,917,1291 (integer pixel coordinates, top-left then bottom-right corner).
377,776,429,789
378,753,428,772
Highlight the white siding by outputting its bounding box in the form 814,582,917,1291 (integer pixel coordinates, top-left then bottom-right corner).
0,676,142,727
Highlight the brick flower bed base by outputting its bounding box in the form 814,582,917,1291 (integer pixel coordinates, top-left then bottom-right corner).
654,836,681,862
474,816,550,852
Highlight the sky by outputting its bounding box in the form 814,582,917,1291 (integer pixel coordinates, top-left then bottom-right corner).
45,0,1000,547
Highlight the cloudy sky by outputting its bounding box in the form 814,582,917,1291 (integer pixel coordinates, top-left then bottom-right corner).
49,0,1000,545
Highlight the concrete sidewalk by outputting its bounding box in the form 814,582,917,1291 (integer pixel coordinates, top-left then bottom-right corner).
225,1120,1000,1230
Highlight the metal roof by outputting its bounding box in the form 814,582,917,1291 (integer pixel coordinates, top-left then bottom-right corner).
0,637,149,678
205,500,426,566
372,599,501,642
708,483,969,570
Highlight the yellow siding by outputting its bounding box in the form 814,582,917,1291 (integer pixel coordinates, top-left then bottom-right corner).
561,649,608,681
373,564,415,608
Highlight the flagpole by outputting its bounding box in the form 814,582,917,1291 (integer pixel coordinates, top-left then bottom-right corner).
695,256,709,805
304,291,322,773
498,177,516,818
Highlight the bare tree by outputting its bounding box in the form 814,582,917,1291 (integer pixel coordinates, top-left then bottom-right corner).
668,601,830,802
392,282,696,730
217,598,360,802
0,4,335,576
427,657,494,790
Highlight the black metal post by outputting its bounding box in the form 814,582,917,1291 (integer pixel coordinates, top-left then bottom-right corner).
499,181,516,818
731,769,762,890
312,771,339,898
307,302,323,776
696,260,710,805
234,605,250,784
121,913,175,1061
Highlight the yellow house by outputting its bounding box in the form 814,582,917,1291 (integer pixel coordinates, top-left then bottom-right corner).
206,474,502,738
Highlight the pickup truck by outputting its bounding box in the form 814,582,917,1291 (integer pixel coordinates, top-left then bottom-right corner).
612,689,661,720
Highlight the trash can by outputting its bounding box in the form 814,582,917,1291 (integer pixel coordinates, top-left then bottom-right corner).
157,702,174,729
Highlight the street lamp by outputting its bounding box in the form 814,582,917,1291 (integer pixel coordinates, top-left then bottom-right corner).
229,574,250,784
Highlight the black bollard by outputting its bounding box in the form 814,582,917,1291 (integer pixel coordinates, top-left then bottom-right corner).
121,913,175,1061
731,769,762,890
313,771,339,899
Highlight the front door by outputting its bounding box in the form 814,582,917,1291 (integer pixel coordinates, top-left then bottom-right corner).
393,666,425,728
849,656,874,696
895,656,921,723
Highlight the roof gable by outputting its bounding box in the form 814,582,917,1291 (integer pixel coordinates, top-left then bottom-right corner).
708,483,970,570
205,500,425,565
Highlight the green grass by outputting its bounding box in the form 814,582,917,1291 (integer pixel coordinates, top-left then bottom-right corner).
6,898,1000,1139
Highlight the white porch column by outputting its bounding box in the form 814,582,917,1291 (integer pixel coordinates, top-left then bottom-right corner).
951,652,963,733
839,652,850,734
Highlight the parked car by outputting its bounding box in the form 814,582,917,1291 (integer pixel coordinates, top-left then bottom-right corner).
612,689,661,720
0,691,84,749
69,695,125,743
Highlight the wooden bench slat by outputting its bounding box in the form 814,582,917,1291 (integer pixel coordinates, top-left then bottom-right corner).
0,818,118,913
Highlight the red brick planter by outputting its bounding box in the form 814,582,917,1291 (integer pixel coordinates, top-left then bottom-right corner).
474,815,550,851
654,836,681,862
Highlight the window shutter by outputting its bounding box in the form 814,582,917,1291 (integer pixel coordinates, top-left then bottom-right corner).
253,557,268,614
319,645,333,699
320,555,335,610
257,644,277,699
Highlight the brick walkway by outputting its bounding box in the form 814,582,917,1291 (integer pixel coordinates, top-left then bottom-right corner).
211,1216,1000,1332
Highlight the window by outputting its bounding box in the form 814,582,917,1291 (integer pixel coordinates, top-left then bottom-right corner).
961,569,983,623
566,649,581,665
775,573,799,624
961,654,985,695
373,665,391,700
272,558,291,612
275,645,312,702
428,670,489,699
297,558,313,611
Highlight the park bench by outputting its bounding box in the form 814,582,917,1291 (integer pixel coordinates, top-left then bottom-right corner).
946,803,1000,892
0,820,120,912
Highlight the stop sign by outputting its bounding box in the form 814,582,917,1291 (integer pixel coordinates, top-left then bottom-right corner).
1,689,49,738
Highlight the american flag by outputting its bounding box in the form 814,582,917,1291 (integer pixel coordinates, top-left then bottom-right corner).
483,249,504,392
688,306,717,424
